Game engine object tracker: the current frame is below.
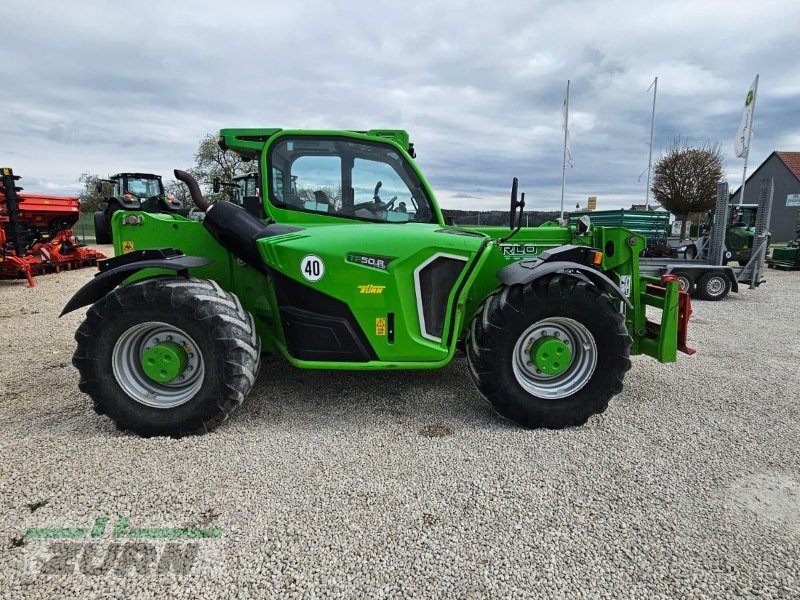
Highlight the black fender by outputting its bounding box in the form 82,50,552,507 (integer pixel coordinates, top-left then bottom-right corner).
497,259,633,309
60,249,212,316
161,196,185,212
108,195,141,211
727,268,740,293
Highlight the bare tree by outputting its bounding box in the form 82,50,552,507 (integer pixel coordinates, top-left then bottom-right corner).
78,172,105,213
164,179,192,205
192,134,257,203
651,137,724,238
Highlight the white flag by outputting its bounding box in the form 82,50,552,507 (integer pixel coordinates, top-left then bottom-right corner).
734,76,758,158
562,97,573,168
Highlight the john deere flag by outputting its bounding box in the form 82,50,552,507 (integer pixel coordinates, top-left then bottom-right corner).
734,76,758,158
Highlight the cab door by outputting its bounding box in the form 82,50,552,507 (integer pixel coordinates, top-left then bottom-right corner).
252,133,483,365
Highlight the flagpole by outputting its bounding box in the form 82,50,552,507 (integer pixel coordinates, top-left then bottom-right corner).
645,76,658,209
737,74,759,207
560,79,570,220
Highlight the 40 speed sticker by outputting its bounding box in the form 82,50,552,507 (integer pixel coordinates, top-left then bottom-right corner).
300,255,325,282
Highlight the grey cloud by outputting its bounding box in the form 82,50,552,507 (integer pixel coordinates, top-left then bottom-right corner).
0,0,798,212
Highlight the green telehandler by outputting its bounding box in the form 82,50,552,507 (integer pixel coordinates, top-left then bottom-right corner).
62,128,694,437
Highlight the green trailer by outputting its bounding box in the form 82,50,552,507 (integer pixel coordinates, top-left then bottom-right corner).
62,127,694,437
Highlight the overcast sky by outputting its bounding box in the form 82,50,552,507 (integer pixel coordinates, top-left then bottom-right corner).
2,0,798,211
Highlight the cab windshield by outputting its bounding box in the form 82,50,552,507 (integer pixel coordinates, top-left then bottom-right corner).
269,137,435,223
126,177,163,198
728,206,757,228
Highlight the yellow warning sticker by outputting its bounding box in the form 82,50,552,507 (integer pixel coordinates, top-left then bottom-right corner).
375,317,387,336
122,240,135,254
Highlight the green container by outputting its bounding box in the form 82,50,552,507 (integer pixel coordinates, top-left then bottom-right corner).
772,246,799,261
569,209,671,244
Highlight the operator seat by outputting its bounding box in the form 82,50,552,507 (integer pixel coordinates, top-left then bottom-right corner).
313,190,334,210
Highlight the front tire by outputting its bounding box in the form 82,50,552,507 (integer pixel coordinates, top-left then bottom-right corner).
73,277,260,437
466,275,631,429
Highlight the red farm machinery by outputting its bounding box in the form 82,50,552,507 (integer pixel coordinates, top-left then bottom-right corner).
1,167,106,286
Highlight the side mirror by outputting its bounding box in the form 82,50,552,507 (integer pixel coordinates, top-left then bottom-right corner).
212,178,220,193
444,216,455,226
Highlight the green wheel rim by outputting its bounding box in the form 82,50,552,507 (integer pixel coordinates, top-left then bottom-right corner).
112,322,204,409
512,317,598,400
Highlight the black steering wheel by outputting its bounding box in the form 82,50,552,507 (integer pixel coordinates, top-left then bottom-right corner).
351,200,383,213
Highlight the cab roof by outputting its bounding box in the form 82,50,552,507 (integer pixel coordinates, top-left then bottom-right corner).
218,128,413,160
110,173,161,180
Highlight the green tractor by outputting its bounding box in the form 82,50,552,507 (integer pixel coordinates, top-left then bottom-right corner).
63,128,693,437
724,204,766,265
93,172,186,244
211,171,261,209
231,172,259,206
681,203,768,265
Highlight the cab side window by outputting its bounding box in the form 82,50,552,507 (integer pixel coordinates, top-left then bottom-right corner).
289,156,341,213
268,136,435,223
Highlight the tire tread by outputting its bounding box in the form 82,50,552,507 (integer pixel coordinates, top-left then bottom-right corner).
466,274,631,429
73,276,260,437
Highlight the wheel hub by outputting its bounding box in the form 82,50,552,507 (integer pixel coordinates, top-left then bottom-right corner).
112,322,204,409
141,341,189,383
529,337,572,376
707,277,725,295
512,317,598,400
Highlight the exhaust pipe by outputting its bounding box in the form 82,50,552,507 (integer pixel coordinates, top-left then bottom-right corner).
174,169,211,211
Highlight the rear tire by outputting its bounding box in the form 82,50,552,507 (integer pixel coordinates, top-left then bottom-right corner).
696,272,731,301
73,277,260,437
466,275,631,429
93,211,111,244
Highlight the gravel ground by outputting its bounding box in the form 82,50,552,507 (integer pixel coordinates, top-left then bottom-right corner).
1,248,798,599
